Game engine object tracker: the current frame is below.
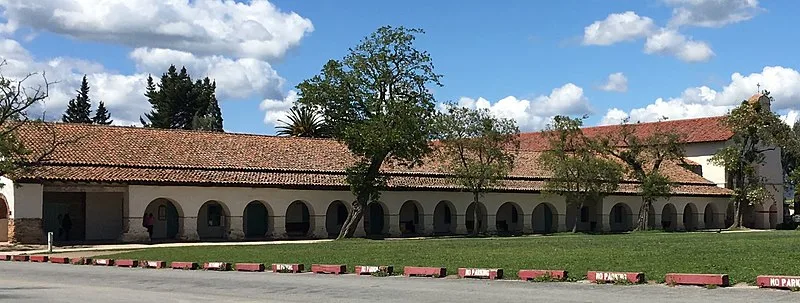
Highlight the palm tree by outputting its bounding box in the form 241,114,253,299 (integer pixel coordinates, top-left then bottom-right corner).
276,106,330,138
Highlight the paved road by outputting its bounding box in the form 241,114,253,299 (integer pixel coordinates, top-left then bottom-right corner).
0,262,797,302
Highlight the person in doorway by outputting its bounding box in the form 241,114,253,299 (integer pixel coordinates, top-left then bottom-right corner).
61,213,72,241
144,213,155,241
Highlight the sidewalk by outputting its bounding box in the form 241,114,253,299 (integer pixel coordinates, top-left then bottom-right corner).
0,239,333,256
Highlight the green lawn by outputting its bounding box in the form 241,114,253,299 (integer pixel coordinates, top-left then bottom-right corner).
100,231,800,284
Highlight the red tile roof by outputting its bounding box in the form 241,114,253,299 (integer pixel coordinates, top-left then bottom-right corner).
12,122,732,196
519,116,733,151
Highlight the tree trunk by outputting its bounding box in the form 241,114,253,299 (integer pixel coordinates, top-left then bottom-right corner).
728,200,742,230
471,192,480,236
634,199,650,231
336,198,366,239
571,202,581,233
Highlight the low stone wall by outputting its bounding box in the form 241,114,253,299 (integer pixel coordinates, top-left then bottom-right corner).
8,218,43,244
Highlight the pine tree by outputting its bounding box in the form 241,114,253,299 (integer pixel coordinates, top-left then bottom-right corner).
92,101,113,125
140,65,222,131
62,75,92,123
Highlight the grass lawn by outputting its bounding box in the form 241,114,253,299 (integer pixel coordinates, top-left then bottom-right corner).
100,231,800,284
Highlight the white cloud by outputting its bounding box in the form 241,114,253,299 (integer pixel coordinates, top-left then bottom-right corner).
583,11,655,45
0,0,314,60
259,90,298,126
129,48,284,100
0,38,148,126
644,29,714,62
781,110,800,127
456,83,591,131
599,66,800,125
665,0,762,28
599,72,628,92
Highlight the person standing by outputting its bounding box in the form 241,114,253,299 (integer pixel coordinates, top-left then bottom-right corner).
144,213,155,241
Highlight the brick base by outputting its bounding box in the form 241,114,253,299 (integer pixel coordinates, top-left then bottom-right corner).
8,218,43,244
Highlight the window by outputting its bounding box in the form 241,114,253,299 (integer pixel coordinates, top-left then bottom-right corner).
158,205,166,221
208,204,222,227
613,205,624,223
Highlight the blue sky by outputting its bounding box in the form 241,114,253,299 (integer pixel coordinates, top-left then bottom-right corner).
1,0,798,134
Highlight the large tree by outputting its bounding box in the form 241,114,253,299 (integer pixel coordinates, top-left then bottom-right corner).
711,92,793,229
437,106,520,235
540,115,624,233
596,118,685,231
780,121,800,217
140,65,222,131
276,106,330,138
92,101,113,125
296,26,442,239
62,75,92,124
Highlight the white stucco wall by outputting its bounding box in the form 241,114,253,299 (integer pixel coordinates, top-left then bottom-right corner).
12,183,43,219
684,141,727,187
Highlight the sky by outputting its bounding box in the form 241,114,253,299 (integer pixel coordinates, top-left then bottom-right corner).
1,0,799,134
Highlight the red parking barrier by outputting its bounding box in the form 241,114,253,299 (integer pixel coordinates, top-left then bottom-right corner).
140,261,167,269
518,269,568,281
665,273,729,287
0,255,10,261
458,268,503,280
116,259,139,268
311,264,347,275
29,255,49,263
93,259,114,266
355,265,394,275
203,262,231,271
235,263,265,272
272,263,304,273
587,271,645,284
170,261,198,270
403,266,446,278
756,275,800,289
12,255,29,262
71,258,92,265
50,257,70,264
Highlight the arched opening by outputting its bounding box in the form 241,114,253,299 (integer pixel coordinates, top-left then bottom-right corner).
769,203,778,229
243,201,270,238
465,202,487,234
433,201,456,235
399,200,424,236
683,203,698,231
285,201,311,237
725,202,734,228
0,197,8,242
704,204,718,229
609,203,633,232
326,201,349,238
197,200,229,240
364,202,387,236
742,203,757,228
496,202,523,235
661,204,678,231
144,198,181,240
532,203,557,234
566,203,599,232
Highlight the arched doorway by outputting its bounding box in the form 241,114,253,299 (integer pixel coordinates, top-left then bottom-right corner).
465,202,487,234
683,204,698,231
433,201,456,235
496,202,523,234
326,201,348,238
364,202,387,236
661,204,678,231
399,201,424,235
725,202,734,228
532,203,557,234
609,203,633,232
198,201,229,239
144,198,181,240
286,201,311,237
769,203,778,229
0,197,8,242
742,203,756,228
243,201,269,238
704,204,717,229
